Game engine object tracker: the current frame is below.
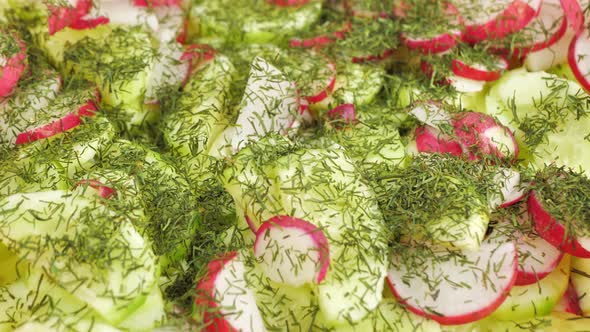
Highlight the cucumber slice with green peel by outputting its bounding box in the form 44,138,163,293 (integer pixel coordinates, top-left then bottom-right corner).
117,286,166,331
314,299,442,332
571,256,590,315
0,243,28,286
189,0,322,44
485,68,590,166
242,252,317,331
0,191,158,326
162,54,236,159
272,147,388,323
462,312,590,331
491,255,571,321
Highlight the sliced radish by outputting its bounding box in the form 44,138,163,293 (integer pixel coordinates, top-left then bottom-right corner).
195,252,266,332
253,216,330,287
451,56,509,82
74,179,116,199
0,34,27,99
387,230,518,325
289,22,351,49
414,125,463,156
301,58,336,104
525,27,575,72
326,103,357,128
490,168,526,209
144,42,190,104
516,229,565,286
401,4,463,54
452,111,519,161
568,29,590,92
401,31,462,55
528,191,590,258
267,0,309,7
560,0,585,33
460,0,543,43
554,281,582,315
47,0,109,35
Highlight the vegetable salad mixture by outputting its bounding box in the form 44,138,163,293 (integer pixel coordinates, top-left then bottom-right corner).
2,0,590,331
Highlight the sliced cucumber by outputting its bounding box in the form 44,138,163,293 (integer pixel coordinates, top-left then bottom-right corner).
491,255,570,321
0,191,158,325
314,299,442,332
162,54,236,159
272,147,388,323
190,0,322,44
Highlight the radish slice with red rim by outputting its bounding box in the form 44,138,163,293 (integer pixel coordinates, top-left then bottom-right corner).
560,0,585,34
400,3,463,55
529,190,590,258
409,101,453,128
195,252,266,332
568,28,590,93
267,0,309,7
254,216,330,286
0,33,27,99
452,111,519,162
527,166,590,258
451,56,509,82
489,168,526,209
387,229,518,325
414,125,464,156
491,0,568,58
48,0,109,35
516,230,565,285
459,0,543,43
351,49,395,63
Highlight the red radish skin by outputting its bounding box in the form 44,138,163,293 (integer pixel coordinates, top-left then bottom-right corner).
133,0,182,7
254,216,330,285
195,252,266,332
568,29,590,92
462,0,542,43
415,125,464,156
401,31,462,55
554,281,583,315
181,44,216,85
15,97,98,145
452,112,519,161
387,233,518,325
304,61,336,104
47,0,109,35
451,57,509,81
0,35,26,99
515,232,565,285
327,103,357,128
75,179,116,199
528,191,590,258
289,22,351,49
560,0,585,34
267,0,310,7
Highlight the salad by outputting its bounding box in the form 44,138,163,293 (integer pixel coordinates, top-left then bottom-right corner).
1,0,590,331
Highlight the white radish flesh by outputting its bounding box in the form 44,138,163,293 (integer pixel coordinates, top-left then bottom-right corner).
387,230,518,325
254,216,330,287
